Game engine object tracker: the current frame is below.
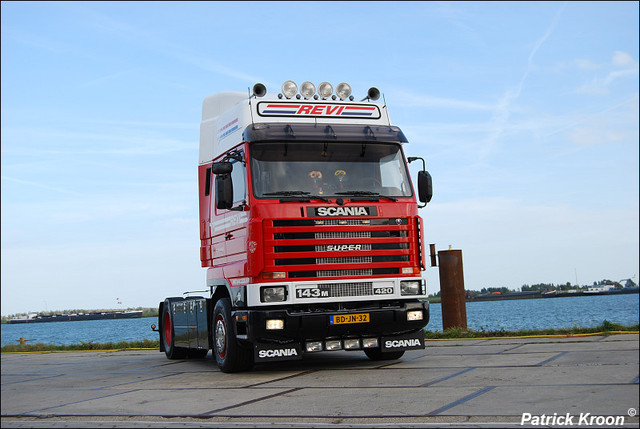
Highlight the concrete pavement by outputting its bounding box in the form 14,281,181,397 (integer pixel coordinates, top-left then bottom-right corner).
1,334,638,428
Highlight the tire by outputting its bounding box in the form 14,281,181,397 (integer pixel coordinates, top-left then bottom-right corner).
162,302,187,359
212,298,253,373
364,348,405,361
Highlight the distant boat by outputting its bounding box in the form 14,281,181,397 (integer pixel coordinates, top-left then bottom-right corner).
8,310,143,324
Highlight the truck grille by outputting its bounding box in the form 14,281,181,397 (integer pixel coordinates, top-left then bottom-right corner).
264,217,418,280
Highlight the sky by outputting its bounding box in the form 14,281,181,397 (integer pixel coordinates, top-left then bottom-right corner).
1,1,638,316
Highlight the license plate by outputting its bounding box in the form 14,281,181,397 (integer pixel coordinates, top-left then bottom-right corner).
330,313,370,325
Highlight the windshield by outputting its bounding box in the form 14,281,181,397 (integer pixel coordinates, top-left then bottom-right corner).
250,142,413,198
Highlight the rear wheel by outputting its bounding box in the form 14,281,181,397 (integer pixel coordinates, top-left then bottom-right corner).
212,298,253,373
364,348,405,361
162,302,186,359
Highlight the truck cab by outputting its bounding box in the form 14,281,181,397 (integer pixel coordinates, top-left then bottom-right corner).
158,81,433,372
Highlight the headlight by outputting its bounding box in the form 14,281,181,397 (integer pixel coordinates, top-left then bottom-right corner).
335,82,352,100
318,82,333,99
300,81,316,99
261,286,287,302
400,280,421,296
281,80,298,99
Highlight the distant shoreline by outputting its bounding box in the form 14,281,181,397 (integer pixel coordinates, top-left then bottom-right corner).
465,287,639,302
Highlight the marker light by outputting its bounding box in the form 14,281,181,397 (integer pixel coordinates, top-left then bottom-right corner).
300,81,316,99
281,80,298,99
318,82,333,99
336,82,352,100
263,272,286,279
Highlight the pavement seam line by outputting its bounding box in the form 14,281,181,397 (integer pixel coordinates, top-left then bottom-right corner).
535,351,568,366
420,367,477,387
202,387,302,415
426,385,497,416
17,389,141,415
245,370,317,388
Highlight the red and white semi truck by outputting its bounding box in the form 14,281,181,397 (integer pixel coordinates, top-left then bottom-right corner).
157,81,433,372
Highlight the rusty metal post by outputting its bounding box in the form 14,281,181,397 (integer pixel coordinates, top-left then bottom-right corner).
438,249,467,330
429,243,437,267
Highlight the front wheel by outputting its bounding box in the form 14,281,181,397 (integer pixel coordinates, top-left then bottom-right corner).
212,298,253,373
364,348,405,361
161,302,186,359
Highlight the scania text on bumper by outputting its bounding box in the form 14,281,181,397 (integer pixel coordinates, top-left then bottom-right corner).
253,330,425,362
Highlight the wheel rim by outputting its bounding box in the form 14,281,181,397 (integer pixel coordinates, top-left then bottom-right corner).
215,315,227,359
163,311,172,346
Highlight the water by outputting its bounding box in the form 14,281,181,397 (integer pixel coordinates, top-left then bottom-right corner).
425,293,639,332
1,317,159,347
1,294,638,347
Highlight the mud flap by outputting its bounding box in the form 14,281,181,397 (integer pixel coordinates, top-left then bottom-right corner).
254,342,303,362
380,330,425,352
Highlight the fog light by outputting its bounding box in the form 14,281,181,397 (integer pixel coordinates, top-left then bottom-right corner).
362,338,379,348
306,341,323,352
324,339,341,350
266,319,284,330
407,310,423,321
401,280,421,295
343,339,360,349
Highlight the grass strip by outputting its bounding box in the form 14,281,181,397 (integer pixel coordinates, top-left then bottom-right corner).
2,321,637,353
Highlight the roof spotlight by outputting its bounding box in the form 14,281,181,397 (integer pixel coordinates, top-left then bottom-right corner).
336,82,352,100
253,83,267,97
300,81,316,99
318,82,333,99
281,80,298,99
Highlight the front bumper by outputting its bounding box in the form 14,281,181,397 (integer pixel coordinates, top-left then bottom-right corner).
233,300,429,361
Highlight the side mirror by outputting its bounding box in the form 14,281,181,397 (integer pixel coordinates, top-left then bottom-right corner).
212,161,233,175
417,170,433,205
215,175,233,210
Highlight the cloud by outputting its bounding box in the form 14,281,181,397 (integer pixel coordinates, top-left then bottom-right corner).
575,51,639,95
612,51,636,67
1,176,82,196
575,59,600,70
389,90,494,111
478,5,564,162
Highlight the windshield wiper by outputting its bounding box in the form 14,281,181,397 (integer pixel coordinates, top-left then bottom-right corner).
335,191,397,202
263,191,310,196
263,190,330,203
